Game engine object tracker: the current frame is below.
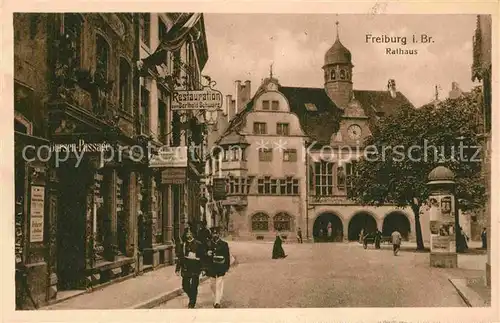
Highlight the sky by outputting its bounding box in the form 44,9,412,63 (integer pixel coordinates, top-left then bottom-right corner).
201,14,479,108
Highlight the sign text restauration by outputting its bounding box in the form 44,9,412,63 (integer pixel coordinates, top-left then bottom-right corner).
172,87,223,111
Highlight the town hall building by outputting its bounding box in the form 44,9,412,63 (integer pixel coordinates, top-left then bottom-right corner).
207,24,433,243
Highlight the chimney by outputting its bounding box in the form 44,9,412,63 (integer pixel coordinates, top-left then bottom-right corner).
225,95,234,122
387,79,397,98
234,80,242,112
244,80,251,101
449,82,463,99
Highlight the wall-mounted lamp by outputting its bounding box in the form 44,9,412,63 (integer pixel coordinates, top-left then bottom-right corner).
204,109,218,126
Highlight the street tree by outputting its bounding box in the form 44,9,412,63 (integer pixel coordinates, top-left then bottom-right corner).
347,86,486,250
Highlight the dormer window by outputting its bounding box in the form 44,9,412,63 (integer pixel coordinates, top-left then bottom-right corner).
271,100,280,111
262,100,270,110
305,103,317,111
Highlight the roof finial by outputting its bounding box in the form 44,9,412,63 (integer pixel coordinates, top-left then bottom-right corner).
270,62,274,78
335,16,340,40
434,85,439,101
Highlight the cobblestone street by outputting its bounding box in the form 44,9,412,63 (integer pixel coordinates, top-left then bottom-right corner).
155,241,486,308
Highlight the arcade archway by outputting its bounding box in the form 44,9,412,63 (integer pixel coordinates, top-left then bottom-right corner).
382,211,411,241
313,213,344,242
348,212,377,241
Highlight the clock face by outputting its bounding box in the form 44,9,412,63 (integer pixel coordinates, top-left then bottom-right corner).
267,82,278,91
347,124,362,140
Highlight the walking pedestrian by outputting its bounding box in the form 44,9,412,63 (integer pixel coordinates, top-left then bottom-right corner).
391,230,402,256
297,227,303,244
272,231,287,259
481,227,487,249
197,221,212,247
359,228,365,244
460,226,469,252
205,227,230,308
175,230,204,308
182,221,194,242
374,229,382,249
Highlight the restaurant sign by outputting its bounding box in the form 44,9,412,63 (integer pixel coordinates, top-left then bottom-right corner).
172,86,223,111
149,146,188,168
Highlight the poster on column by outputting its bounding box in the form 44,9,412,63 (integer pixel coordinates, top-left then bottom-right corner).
429,195,456,253
29,186,45,242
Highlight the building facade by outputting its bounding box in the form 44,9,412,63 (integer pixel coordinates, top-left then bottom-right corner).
14,12,209,309
138,12,208,269
471,14,492,287
208,27,432,242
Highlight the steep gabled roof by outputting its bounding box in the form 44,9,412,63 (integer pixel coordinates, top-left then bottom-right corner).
215,86,414,146
279,86,343,144
353,90,414,117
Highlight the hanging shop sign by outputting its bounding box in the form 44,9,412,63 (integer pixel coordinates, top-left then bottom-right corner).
161,167,187,185
212,177,227,201
50,139,113,153
429,195,456,253
29,186,45,243
150,146,188,168
172,86,223,111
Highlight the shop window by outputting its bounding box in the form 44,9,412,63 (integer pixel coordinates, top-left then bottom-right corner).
116,172,128,255
251,213,269,231
273,212,292,231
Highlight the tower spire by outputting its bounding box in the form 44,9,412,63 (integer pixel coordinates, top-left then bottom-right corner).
270,62,273,78
335,20,340,40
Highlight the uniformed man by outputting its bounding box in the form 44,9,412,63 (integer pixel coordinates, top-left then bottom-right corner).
205,227,230,308
175,230,204,308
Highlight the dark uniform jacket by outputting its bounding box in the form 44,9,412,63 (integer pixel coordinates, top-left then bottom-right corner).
206,239,230,278
175,239,204,278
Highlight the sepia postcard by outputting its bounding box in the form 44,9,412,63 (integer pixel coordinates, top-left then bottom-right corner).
1,1,498,322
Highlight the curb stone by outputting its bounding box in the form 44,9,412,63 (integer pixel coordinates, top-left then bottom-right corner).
449,278,488,307
132,255,237,309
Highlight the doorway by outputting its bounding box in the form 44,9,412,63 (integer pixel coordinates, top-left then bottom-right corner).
56,161,89,290
383,211,411,241
348,212,377,241
313,213,344,242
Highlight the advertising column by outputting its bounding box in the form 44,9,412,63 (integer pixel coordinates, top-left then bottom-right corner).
427,167,458,268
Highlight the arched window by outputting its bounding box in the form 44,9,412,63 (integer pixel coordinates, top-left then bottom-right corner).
340,69,346,80
96,34,110,82
273,212,292,231
251,213,269,231
330,70,336,80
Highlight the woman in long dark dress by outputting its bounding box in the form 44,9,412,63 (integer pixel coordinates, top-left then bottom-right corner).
272,232,287,259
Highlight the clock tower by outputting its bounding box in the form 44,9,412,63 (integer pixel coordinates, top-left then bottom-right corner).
331,93,370,146
323,21,353,109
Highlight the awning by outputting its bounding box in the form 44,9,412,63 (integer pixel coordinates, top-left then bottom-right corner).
141,13,202,70
15,131,50,145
